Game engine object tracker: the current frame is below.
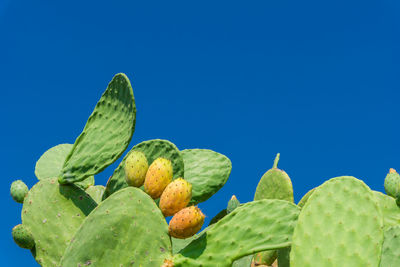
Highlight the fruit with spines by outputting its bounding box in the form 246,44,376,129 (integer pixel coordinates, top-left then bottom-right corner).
384,168,400,200
227,195,240,214
160,178,192,217
10,180,28,203
144,157,173,199
169,206,205,239
124,150,149,187
12,224,34,249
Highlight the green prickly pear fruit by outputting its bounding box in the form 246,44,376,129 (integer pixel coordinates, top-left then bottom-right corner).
168,206,205,239
12,224,34,249
144,157,173,199
124,151,149,187
159,178,192,217
384,168,400,199
10,180,28,203
227,195,240,214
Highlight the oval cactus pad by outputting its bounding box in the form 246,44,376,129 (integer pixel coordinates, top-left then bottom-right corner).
21,179,97,266
60,187,171,266
182,149,232,204
103,139,184,199
173,199,300,267
290,176,384,267
59,73,136,184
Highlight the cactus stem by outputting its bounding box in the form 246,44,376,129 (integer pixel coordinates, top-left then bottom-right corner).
273,153,280,169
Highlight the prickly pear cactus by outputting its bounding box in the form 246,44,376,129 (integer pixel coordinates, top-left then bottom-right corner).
380,225,400,267
104,139,184,199
85,185,105,204
297,187,315,208
173,199,300,267
10,180,28,203
144,157,173,199
160,178,192,217
21,179,97,266
384,168,400,200
60,187,171,266
169,206,205,239
373,190,400,228
227,195,240,214
59,73,136,184
290,176,384,267
12,224,34,249
124,150,149,187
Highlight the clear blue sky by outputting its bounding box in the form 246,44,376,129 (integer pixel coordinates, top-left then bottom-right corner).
1,0,399,265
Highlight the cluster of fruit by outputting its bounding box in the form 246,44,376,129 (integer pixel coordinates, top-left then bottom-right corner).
124,151,205,238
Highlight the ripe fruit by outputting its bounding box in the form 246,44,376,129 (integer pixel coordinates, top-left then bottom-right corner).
10,180,29,203
124,151,149,187
144,158,173,199
168,206,205,239
159,178,192,217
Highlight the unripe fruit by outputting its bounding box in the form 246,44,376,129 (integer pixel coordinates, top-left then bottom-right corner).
227,195,240,214
159,178,192,217
168,206,205,239
144,158,173,199
384,168,400,199
124,151,149,187
10,180,29,203
12,224,34,249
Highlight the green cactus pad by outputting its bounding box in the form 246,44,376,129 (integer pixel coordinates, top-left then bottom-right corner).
297,188,315,208
290,176,384,267
85,185,105,203
103,139,184,199
232,255,253,267
254,154,294,202
59,73,136,184
12,224,35,249
373,191,400,229
380,225,400,267
10,180,29,203
60,187,171,266
22,179,97,266
173,199,300,267
181,149,231,204
35,143,94,189
277,247,291,267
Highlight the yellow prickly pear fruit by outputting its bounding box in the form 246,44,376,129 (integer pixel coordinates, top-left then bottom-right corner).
124,151,149,187
168,206,205,239
144,157,173,199
159,178,192,217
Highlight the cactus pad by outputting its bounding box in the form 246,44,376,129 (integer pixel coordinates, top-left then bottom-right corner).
21,179,97,266
290,176,384,267
85,185,105,204
10,180,28,203
297,187,315,208
173,199,300,267
373,190,400,229
59,73,136,184
181,149,231,204
103,139,184,199
12,224,35,249
60,187,171,266
34,143,94,189
380,225,400,267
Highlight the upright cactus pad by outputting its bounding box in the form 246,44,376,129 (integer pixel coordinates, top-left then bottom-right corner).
21,179,97,266
59,73,136,184
10,180,28,203
380,225,400,267
34,143,94,189
290,176,384,267
103,139,184,199
173,199,300,267
12,224,34,249
181,149,232,205
60,187,171,266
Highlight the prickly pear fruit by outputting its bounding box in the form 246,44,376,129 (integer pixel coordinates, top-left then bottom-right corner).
12,224,34,249
385,168,400,199
169,206,205,239
144,157,173,199
227,195,240,214
10,180,28,203
124,151,149,187
159,178,192,217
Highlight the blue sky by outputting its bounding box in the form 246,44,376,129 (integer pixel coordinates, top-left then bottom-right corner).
1,0,399,265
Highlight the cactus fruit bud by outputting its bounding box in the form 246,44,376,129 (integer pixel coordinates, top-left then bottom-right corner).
10,180,29,203
227,195,240,214
168,206,205,239
159,178,192,217
124,151,149,187
144,158,173,199
384,168,400,199
12,224,34,249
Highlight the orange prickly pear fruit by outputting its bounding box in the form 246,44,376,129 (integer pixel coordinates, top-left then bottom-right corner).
159,178,192,217
168,206,205,239
124,151,149,187
144,157,173,199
